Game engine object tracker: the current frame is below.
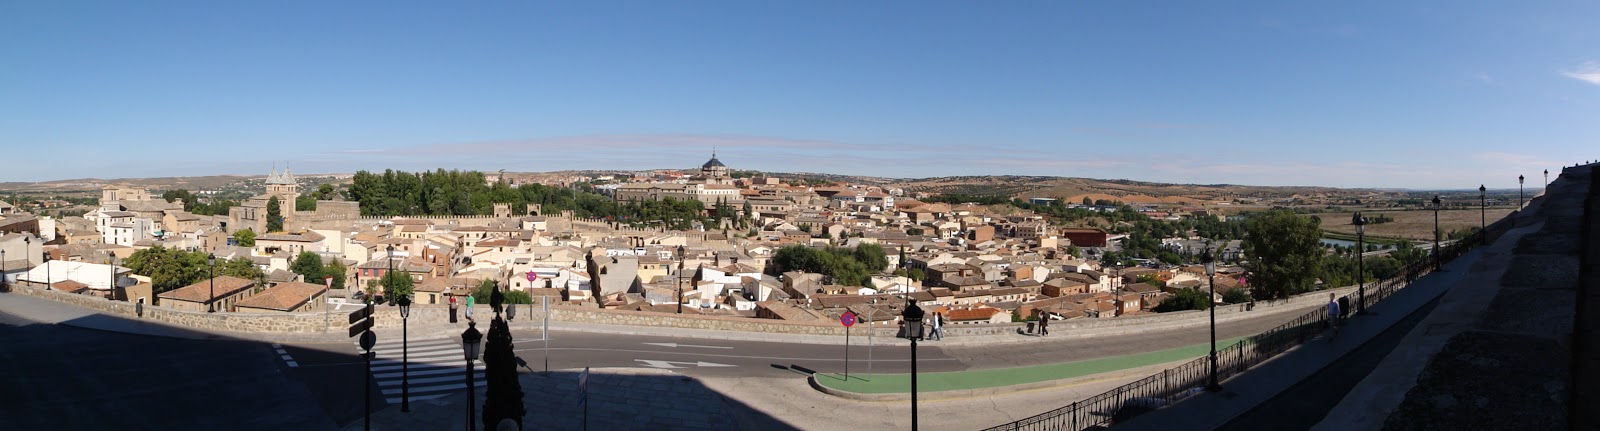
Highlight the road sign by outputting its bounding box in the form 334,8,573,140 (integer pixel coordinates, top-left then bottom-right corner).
348,304,373,324
324,276,334,287
349,319,374,337
526,271,537,282
840,311,856,327
358,329,376,351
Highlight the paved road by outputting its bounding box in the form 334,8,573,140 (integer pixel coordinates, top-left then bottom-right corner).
0,310,340,430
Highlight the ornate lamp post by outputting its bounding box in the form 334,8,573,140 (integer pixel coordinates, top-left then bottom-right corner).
462,322,483,431
900,297,925,431
44,253,51,290
1518,175,1525,208
1352,212,1366,314
1440,195,1452,270
676,245,685,314
1203,244,1221,392
398,294,412,412
1545,169,1549,189
207,253,216,312
1479,184,1487,244
1,248,6,289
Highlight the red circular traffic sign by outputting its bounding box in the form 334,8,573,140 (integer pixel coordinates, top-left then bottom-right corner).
840,312,856,327
526,271,537,282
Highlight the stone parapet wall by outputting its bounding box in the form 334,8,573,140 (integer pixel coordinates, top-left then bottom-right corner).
11,285,332,333
11,281,1353,338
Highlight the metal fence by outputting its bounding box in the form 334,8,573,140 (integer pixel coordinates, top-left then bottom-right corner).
980,228,1495,431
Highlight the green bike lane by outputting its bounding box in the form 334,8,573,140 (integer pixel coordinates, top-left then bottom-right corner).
816,336,1248,394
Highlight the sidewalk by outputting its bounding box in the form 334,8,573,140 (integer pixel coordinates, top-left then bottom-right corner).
813,336,1246,399
1113,208,1540,430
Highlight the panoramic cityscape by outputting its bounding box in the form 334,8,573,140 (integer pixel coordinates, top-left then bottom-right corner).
3,2,1598,431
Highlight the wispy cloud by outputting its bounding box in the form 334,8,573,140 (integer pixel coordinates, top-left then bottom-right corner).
1476,72,1494,84
1562,61,1600,86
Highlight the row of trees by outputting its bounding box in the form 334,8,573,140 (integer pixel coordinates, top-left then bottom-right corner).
160,189,239,216
770,243,889,287
123,246,264,295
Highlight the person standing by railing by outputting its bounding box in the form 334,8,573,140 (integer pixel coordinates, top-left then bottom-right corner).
1326,293,1341,339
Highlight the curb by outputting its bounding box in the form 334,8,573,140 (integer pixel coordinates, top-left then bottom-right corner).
808,361,1181,402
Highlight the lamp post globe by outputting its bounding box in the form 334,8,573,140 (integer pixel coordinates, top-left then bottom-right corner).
207,253,216,312
398,294,411,412
1479,184,1487,244
676,245,686,314
901,297,925,431
1440,195,1452,272
1203,244,1221,392
1519,175,1525,208
1352,212,1366,314
462,322,483,431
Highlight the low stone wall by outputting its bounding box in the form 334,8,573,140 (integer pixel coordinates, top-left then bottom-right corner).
11,281,1353,338
11,285,331,334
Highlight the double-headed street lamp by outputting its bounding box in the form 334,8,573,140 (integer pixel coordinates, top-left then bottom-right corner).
1479,185,1487,244
1440,195,1452,272
1203,244,1221,392
462,321,484,431
208,253,216,312
399,294,412,413
900,296,926,431
1352,212,1367,314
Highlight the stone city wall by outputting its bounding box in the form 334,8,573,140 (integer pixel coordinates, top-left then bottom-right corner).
12,285,331,333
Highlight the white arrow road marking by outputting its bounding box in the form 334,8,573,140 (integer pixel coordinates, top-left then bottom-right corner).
634,359,738,369
642,342,734,350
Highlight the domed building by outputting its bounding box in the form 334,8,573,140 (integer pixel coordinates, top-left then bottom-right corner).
699,151,731,185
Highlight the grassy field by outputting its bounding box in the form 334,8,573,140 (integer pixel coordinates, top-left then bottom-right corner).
1315,208,1515,240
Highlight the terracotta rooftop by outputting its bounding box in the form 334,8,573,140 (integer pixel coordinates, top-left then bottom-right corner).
159,276,255,303
235,281,326,311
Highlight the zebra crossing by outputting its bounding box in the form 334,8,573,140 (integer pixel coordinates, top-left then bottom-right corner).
358,337,484,404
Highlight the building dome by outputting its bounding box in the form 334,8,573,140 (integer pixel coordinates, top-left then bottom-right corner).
702,156,726,169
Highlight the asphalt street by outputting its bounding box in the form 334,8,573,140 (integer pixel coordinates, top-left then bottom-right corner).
0,310,341,430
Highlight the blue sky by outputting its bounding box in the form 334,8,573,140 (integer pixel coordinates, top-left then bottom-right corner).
3,1,1597,189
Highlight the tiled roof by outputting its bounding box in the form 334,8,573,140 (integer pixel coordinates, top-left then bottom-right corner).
159,276,254,303
236,281,326,311
946,307,1004,321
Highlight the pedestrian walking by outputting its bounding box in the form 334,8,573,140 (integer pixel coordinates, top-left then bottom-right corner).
930,313,944,340
466,293,476,322
1039,312,1050,336
1326,293,1341,338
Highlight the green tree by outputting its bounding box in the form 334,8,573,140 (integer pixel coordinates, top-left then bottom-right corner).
382,271,414,300
1135,274,1167,290
474,278,498,303
232,229,256,247
296,195,317,212
1154,288,1212,312
290,252,324,283
217,257,264,281
1221,288,1251,304
1242,210,1324,300
1082,196,1093,206
123,246,210,294
324,260,348,290
266,196,283,232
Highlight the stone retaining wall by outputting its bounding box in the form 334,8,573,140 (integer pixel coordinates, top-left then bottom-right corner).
11,280,1354,338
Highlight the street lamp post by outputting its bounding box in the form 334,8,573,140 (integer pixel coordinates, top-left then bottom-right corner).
385,245,395,304
44,253,51,290
1440,195,1452,272
1519,175,1525,208
900,297,925,431
1352,212,1366,314
1479,185,1487,244
1204,244,1221,392
399,294,412,413
208,253,216,312
676,245,685,314
1545,169,1549,189
462,322,483,431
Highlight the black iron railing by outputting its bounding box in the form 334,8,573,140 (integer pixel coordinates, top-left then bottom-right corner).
980,226,1503,431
